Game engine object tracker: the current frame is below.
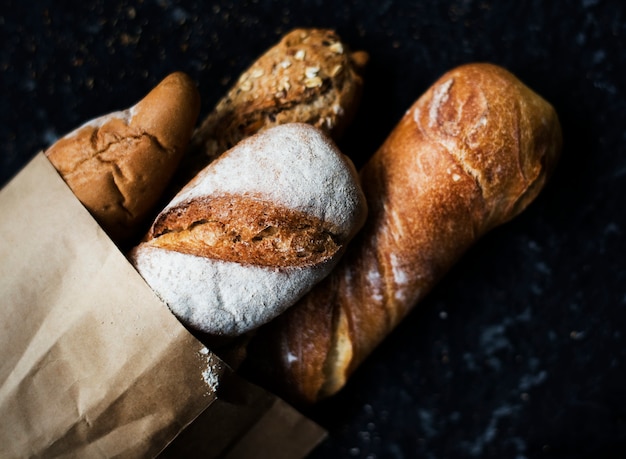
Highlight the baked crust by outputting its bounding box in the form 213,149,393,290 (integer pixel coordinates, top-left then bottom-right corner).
242,63,562,405
129,123,367,337
180,28,368,181
147,194,341,268
45,72,201,244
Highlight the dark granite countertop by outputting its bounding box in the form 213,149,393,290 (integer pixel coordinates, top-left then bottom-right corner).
2,1,626,458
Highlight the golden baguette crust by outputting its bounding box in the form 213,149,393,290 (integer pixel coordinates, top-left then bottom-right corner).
45,72,201,244
180,28,368,180
243,63,562,405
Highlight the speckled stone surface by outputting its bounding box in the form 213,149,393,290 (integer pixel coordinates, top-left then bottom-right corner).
2,1,626,458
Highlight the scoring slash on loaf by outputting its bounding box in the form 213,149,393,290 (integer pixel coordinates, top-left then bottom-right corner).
129,123,368,337
242,63,563,405
181,28,368,180
45,72,201,244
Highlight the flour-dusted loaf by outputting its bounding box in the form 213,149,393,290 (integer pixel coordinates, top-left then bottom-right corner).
179,28,368,182
45,72,201,244
129,123,367,337
242,63,563,405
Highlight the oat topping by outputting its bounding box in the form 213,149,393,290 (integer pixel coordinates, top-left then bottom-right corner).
329,42,344,54
332,104,344,115
304,76,323,88
278,77,291,91
305,66,320,78
250,68,265,78
186,28,367,173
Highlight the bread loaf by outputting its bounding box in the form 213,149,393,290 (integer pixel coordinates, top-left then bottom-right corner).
180,28,368,181
45,72,201,244
129,123,367,337
242,63,563,405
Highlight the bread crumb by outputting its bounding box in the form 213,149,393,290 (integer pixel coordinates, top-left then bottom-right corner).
199,347,222,395
570,330,586,340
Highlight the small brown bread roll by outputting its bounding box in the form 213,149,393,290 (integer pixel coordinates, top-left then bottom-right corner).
243,63,563,405
181,28,368,179
129,123,367,338
45,72,201,244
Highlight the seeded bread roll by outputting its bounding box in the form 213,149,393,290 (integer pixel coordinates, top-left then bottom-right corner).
45,72,201,244
180,28,368,181
242,63,563,405
129,123,367,337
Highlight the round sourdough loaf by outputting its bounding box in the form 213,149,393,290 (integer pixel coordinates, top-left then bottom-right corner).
129,123,367,337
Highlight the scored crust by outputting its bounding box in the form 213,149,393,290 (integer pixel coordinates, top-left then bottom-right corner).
241,63,562,405
147,194,341,268
130,123,368,337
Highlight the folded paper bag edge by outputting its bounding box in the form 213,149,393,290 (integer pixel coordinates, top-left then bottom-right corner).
0,153,326,459
0,152,225,457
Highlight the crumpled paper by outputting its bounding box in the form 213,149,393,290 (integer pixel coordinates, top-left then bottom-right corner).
0,154,325,458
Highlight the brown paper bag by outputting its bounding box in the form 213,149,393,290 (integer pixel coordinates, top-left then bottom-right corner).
0,154,325,458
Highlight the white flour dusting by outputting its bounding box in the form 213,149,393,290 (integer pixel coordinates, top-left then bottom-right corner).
366,266,384,303
390,254,409,286
199,347,222,395
390,254,410,301
62,109,133,140
428,78,454,127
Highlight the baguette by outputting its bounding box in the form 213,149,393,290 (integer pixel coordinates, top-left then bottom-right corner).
45,72,201,244
180,28,368,181
129,123,367,337
242,63,563,405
